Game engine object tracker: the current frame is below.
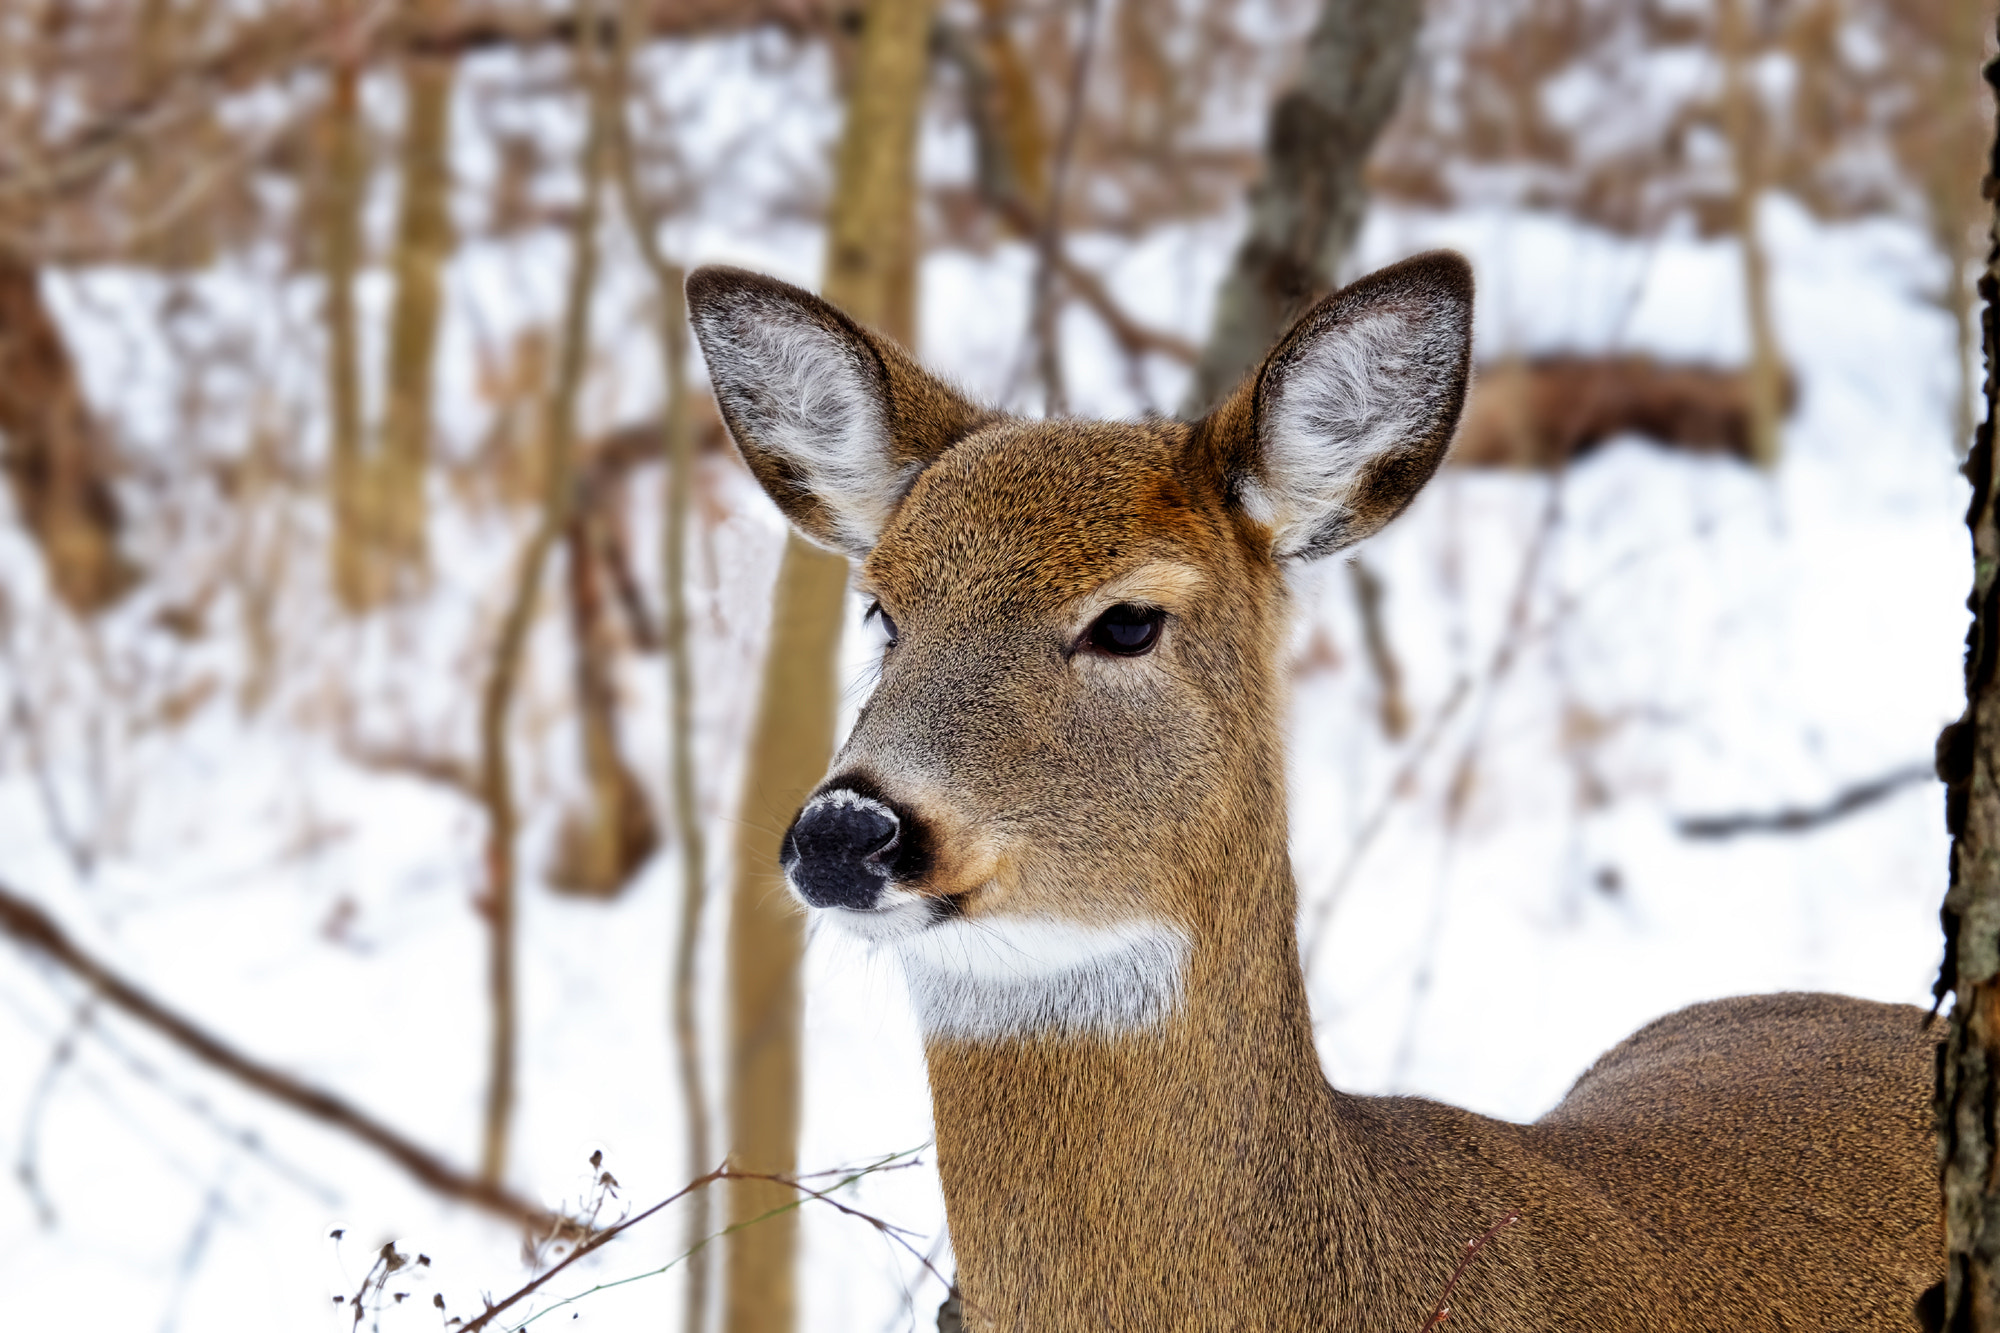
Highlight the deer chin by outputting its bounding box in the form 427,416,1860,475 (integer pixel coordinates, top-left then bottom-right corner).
893,913,1193,1042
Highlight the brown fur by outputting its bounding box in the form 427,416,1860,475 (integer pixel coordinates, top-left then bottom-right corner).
687,257,1939,1331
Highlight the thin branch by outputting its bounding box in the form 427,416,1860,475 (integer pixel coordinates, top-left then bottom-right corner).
1676,763,1935,840
13,995,92,1229
457,1152,932,1333
0,880,578,1235
1350,556,1410,740
607,7,714,1328
1299,674,1471,974
1415,1210,1520,1332
473,5,615,1184
1026,0,1103,415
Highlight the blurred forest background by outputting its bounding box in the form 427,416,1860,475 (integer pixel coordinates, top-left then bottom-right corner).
0,0,1985,1328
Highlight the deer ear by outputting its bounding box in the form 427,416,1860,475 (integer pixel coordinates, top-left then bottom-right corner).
686,266,992,557
1207,251,1473,561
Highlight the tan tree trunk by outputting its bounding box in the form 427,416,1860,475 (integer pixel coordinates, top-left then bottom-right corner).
1934,24,2000,1330
321,24,376,612
1717,0,1783,471
377,0,457,580
723,1,934,1329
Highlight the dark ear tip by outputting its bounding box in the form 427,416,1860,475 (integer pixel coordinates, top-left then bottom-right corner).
1372,249,1474,306
685,265,821,319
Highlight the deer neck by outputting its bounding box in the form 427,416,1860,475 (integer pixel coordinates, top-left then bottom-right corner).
919,795,1378,1323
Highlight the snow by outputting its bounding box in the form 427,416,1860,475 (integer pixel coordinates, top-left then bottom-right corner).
0,40,1970,1333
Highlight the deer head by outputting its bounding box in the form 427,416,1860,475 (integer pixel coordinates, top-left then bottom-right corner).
688,253,1472,1043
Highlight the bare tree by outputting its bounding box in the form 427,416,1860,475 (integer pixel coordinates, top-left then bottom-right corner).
1180,0,1422,416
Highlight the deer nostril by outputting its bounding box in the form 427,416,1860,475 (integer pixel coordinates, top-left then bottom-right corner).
784,791,901,910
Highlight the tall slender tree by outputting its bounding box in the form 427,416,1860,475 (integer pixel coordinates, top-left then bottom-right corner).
1935,31,2000,1332
723,1,935,1330
377,0,457,579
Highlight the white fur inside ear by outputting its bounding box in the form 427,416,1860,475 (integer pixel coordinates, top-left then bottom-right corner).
1250,303,1462,559
694,300,911,553
895,916,1190,1041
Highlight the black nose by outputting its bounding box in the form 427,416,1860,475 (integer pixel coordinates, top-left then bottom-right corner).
782,791,901,909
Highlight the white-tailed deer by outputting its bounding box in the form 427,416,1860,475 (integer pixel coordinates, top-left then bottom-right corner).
688,254,1938,1331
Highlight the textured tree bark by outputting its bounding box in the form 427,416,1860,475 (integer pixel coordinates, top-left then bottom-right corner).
0,253,138,613
377,0,456,579
1179,0,1421,417
1935,36,2000,1333
723,1,933,1329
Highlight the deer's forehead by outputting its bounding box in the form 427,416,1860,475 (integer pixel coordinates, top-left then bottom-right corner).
865,421,1222,610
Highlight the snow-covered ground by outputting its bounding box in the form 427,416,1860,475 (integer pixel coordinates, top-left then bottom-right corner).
0,37,1970,1333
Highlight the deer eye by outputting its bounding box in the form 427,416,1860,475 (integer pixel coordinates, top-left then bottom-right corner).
865,600,898,647
1086,603,1164,657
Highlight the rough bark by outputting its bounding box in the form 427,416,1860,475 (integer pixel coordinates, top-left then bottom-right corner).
1179,0,1421,416
723,1,934,1329
0,253,138,613
1935,35,2000,1333
377,0,457,578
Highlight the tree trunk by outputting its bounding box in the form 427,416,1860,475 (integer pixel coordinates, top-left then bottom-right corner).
1179,0,1421,417
322,26,375,612
1935,32,2000,1333
722,1,933,1329
0,253,139,614
1717,0,1783,471
377,0,457,580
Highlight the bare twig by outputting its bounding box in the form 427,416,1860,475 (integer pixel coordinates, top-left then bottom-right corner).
0,880,578,1234
1350,556,1409,740
1415,1210,1520,1332
13,995,92,1228
473,4,615,1184
1676,763,1934,840
936,19,1196,380
1026,0,1102,415
1300,674,1471,974
458,1151,932,1332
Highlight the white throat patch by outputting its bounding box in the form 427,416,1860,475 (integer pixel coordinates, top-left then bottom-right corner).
894,916,1190,1042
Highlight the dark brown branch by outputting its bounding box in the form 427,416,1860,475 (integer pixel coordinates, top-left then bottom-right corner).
1415,1210,1520,1332
1675,763,1934,840
456,1157,935,1332
0,880,576,1235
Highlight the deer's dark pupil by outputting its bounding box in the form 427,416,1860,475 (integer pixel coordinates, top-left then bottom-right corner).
1090,603,1163,656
